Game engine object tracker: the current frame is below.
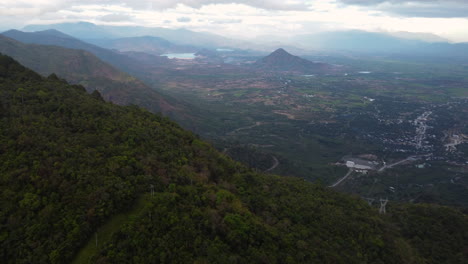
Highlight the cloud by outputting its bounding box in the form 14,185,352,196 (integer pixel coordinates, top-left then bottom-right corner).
2,0,468,42
211,18,242,24
337,0,468,18
129,0,310,11
177,16,191,23
385,6,468,18
0,0,312,18
338,0,465,5
100,13,133,22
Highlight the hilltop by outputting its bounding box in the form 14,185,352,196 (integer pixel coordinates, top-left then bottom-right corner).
254,48,330,73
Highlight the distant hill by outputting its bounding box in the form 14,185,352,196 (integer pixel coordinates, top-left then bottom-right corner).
23,21,245,49
87,36,197,55
293,31,422,54
388,31,449,43
254,48,330,73
1,29,164,76
0,34,188,119
23,21,118,39
292,30,468,59
0,34,120,82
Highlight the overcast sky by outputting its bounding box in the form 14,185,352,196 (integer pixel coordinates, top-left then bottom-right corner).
1,0,468,42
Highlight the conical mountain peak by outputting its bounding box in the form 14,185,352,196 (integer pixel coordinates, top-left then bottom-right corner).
272,48,289,55
255,48,330,73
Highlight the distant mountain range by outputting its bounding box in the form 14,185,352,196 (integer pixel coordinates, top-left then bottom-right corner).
291,30,468,59
1,29,166,76
0,35,137,90
20,22,468,60
23,21,244,49
87,36,197,55
254,48,330,74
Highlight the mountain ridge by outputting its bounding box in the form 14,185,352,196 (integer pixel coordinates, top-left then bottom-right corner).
291,30,468,58
1,29,152,75
23,21,245,49
0,34,188,119
87,36,197,55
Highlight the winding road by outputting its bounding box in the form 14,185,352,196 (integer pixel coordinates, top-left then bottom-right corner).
264,156,279,172
329,168,353,188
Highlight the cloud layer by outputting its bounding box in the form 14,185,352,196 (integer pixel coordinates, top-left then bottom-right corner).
1,0,468,42
338,0,468,18
0,0,310,15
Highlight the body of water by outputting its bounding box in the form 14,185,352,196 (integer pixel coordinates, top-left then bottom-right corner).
216,48,234,52
161,53,196,59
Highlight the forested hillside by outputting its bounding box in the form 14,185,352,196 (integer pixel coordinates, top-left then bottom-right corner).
0,54,466,263
0,35,193,121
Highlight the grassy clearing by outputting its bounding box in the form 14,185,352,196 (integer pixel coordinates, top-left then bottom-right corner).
72,195,151,264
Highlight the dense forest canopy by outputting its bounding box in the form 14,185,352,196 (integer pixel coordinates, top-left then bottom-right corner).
0,54,467,263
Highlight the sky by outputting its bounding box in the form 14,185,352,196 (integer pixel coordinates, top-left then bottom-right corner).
1,0,468,42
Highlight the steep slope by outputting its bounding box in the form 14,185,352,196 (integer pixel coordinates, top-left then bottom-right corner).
0,35,182,118
255,48,330,74
1,29,163,76
388,204,468,264
0,35,133,85
118,51,172,67
1,54,467,264
88,36,196,55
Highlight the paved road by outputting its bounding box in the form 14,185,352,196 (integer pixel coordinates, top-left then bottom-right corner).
414,111,432,149
329,168,353,188
378,155,422,172
227,122,263,135
265,156,279,172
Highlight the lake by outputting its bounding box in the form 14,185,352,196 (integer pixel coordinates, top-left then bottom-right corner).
161,53,196,59
216,48,234,52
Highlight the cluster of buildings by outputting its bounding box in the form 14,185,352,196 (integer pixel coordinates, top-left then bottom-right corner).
344,158,380,173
